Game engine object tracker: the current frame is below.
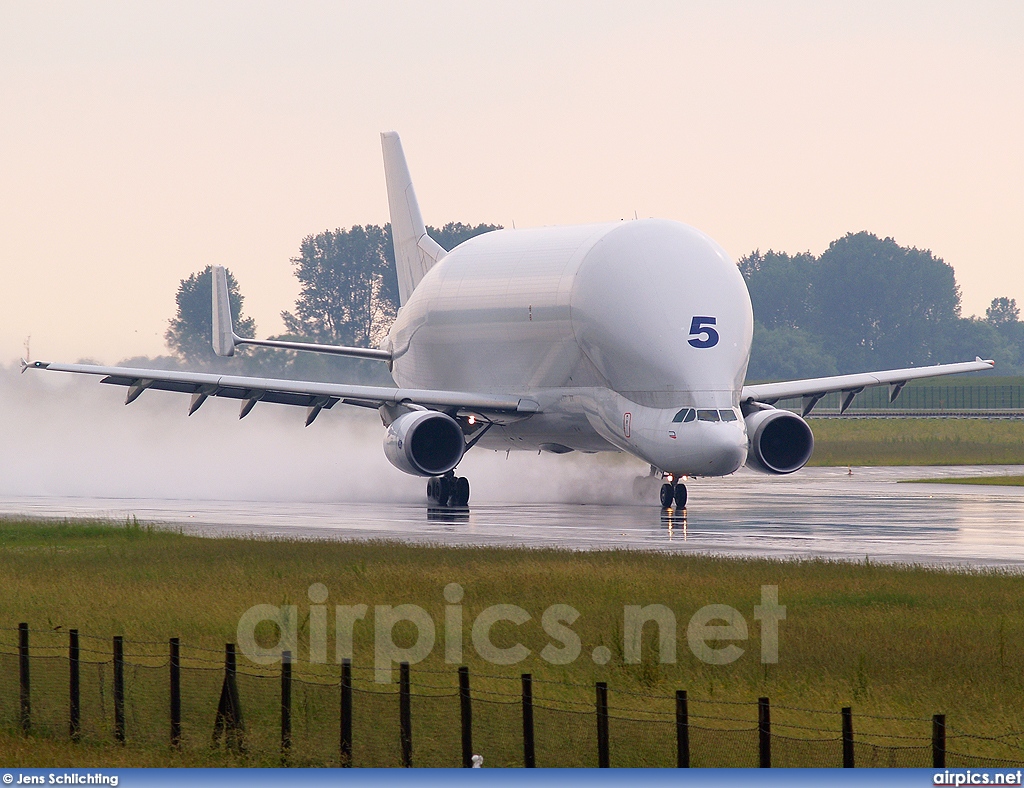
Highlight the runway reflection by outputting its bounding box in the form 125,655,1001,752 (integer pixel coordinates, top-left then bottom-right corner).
1,466,1024,566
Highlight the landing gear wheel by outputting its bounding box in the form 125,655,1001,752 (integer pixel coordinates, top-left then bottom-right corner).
453,476,470,507
428,473,470,507
437,475,453,506
673,483,687,509
659,483,674,508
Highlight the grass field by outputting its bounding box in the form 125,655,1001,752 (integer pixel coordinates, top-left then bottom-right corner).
807,418,1024,466
1,518,1023,766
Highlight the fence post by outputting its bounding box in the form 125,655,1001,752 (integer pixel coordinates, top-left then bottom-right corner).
459,666,473,768
676,690,689,767
522,673,535,768
281,650,292,759
596,681,610,768
399,661,412,767
169,638,181,748
932,714,946,768
841,706,854,767
212,643,245,752
758,697,771,768
340,658,352,766
113,636,125,743
69,629,80,741
18,622,29,735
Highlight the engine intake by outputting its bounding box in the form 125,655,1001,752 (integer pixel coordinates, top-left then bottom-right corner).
744,408,814,475
383,410,465,477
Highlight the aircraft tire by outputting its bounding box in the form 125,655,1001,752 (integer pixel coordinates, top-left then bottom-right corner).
659,483,674,508
673,483,687,509
437,476,452,507
428,477,445,504
453,476,470,506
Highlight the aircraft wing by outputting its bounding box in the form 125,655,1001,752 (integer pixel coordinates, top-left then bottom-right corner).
741,358,995,416
23,360,540,424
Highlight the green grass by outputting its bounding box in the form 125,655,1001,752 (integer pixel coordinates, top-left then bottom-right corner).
1,518,1024,766
807,418,1024,466
901,475,1024,486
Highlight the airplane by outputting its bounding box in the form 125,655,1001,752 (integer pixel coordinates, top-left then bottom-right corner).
24,132,994,509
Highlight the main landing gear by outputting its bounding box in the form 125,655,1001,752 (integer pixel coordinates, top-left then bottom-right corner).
659,478,687,509
427,471,470,507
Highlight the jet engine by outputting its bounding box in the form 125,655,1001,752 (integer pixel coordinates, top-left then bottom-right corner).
744,408,814,475
383,410,465,477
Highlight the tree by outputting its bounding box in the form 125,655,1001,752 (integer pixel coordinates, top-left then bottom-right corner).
282,225,396,347
282,222,502,348
810,233,961,372
733,232,1023,379
429,222,502,253
737,250,816,330
935,316,1018,372
986,297,1020,326
982,297,1024,372
746,322,837,381
165,266,255,364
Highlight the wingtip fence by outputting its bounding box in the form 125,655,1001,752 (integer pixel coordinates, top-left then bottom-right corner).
2,623,1023,767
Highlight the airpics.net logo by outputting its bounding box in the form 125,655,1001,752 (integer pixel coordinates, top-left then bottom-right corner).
934,770,1023,785
236,584,785,681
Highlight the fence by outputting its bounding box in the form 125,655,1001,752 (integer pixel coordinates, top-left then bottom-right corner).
3,624,1024,767
774,383,1024,416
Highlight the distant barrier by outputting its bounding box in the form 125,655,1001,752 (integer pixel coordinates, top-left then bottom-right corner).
2,623,1023,767
774,383,1024,417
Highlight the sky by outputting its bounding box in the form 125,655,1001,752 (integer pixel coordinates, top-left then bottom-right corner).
1,1,1022,364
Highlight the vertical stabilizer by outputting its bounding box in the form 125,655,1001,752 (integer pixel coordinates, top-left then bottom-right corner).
381,132,446,305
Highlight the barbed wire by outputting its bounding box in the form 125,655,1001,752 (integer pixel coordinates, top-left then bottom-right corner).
849,730,932,742
946,726,1024,754
687,722,760,732
770,702,932,722
946,750,1024,767
771,732,843,743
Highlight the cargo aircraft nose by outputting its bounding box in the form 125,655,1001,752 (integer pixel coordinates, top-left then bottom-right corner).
701,420,748,475
623,406,748,480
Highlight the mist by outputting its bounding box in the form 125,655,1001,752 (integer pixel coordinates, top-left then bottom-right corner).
0,364,649,505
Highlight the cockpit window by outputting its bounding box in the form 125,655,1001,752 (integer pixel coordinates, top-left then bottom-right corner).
697,409,720,422
719,409,738,422
672,408,696,423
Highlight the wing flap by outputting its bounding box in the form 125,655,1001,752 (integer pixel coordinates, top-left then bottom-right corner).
27,360,537,416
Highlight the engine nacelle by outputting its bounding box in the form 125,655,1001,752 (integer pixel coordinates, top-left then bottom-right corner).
383,410,465,477
744,408,814,475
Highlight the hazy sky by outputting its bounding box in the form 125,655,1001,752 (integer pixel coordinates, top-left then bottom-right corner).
1,1,1022,363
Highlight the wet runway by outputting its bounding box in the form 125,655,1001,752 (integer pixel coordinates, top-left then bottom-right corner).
2,465,1024,567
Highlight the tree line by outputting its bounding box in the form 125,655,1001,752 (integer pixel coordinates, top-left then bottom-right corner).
740,232,1023,379
158,226,1023,383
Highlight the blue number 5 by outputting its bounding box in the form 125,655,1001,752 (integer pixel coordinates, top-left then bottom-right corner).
688,316,719,348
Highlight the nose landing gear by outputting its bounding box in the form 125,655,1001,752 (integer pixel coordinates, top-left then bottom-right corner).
427,471,471,507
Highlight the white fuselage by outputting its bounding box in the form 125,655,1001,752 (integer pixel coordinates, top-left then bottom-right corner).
384,219,754,477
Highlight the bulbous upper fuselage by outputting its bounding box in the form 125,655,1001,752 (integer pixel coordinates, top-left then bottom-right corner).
388,219,752,403
384,219,754,477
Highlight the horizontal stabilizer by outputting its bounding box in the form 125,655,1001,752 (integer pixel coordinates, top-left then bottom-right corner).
211,265,391,362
